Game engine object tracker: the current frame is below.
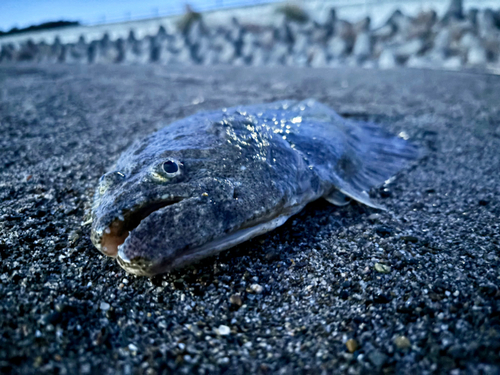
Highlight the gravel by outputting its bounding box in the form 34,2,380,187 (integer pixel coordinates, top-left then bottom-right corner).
0,63,499,374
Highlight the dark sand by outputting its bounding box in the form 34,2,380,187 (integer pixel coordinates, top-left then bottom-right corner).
0,64,499,374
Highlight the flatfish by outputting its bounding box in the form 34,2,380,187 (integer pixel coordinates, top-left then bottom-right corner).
90,100,418,276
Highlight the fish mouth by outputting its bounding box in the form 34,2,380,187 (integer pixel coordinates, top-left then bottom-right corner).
117,201,309,277
99,198,184,257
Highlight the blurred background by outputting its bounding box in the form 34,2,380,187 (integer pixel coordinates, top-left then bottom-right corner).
1,0,499,72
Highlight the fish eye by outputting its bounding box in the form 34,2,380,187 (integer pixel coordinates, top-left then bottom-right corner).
162,160,180,177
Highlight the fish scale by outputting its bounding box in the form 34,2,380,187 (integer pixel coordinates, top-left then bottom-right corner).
90,99,419,276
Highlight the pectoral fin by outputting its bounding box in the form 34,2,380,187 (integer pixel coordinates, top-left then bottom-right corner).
326,188,385,210
325,190,351,206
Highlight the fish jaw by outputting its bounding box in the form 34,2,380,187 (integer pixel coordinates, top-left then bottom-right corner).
115,202,308,277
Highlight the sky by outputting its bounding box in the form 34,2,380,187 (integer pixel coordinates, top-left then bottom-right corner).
0,0,256,31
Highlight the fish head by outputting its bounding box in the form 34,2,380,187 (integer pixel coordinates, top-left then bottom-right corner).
90,115,305,276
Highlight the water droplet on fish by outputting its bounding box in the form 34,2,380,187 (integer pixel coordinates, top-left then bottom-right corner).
192,96,204,105
398,131,410,140
105,228,111,234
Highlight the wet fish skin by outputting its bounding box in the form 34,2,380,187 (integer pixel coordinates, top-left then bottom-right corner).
90,99,418,276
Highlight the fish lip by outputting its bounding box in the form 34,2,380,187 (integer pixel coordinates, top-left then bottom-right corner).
97,197,185,258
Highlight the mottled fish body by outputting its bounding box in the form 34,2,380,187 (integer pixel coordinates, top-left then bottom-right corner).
90,100,418,276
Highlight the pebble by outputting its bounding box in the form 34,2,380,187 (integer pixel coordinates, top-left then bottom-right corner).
394,335,411,349
68,230,80,245
367,213,382,222
217,357,230,365
229,294,242,307
346,339,359,353
99,302,110,311
374,263,391,273
249,284,264,294
217,325,231,336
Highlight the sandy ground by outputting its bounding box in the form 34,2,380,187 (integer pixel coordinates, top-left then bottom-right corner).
0,64,499,374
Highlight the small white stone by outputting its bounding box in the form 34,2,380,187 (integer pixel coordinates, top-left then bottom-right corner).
122,278,129,284
250,284,264,294
217,325,231,336
217,357,230,365
128,343,138,352
99,302,110,311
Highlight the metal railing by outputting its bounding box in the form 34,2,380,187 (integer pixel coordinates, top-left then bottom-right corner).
85,0,280,25
82,0,497,26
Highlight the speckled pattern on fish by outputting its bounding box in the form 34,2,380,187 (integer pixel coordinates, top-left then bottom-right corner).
90,99,419,276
